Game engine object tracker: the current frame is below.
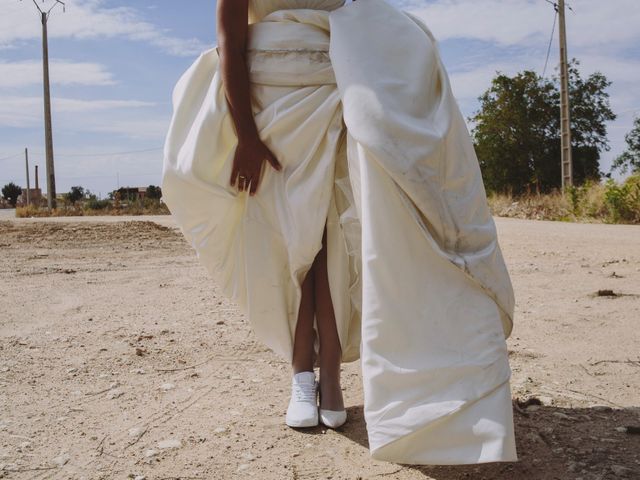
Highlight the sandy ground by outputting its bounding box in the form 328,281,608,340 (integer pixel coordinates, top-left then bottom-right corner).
0,214,639,480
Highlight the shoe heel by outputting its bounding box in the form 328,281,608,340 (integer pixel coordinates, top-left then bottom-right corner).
317,380,347,428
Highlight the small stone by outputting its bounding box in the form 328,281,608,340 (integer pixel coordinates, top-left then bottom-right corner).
237,464,250,472
552,412,572,420
214,427,227,434
144,449,158,458
107,389,124,400
525,432,545,444
160,383,175,391
134,476,146,480
611,465,631,477
52,452,70,466
129,427,145,437
591,405,613,412
158,438,182,449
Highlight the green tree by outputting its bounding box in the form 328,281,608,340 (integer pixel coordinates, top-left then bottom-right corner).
470,59,616,195
610,116,640,175
471,70,557,194
567,61,616,183
2,182,22,207
146,185,162,200
65,186,85,205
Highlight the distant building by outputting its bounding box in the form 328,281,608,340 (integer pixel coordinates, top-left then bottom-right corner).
116,187,148,201
18,187,43,206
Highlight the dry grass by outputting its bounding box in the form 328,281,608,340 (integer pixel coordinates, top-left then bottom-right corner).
14,175,639,224
15,200,170,218
488,174,640,224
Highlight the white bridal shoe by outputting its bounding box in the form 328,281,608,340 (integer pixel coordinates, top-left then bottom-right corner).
285,371,319,427
318,383,347,429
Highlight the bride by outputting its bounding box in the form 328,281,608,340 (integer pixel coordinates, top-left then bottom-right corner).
162,0,518,465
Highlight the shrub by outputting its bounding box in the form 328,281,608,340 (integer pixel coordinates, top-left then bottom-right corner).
604,173,640,223
85,197,111,210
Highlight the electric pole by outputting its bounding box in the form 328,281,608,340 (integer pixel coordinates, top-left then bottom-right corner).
558,0,573,191
22,0,66,209
25,148,31,206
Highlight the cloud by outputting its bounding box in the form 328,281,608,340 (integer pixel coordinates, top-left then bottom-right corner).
404,0,640,178
447,60,532,101
407,0,640,49
0,0,208,56
0,59,116,88
84,118,170,140
0,95,155,128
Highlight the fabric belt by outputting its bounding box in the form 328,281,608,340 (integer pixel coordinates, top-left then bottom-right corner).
246,10,335,86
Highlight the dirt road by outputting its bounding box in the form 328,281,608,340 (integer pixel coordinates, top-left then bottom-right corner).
1,215,638,479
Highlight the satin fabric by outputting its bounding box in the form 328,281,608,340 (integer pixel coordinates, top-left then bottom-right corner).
248,0,345,23
161,0,517,465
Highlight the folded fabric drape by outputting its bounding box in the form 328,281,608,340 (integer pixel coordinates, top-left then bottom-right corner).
162,0,517,464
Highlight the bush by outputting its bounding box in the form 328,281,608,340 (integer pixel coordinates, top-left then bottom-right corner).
85,197,111,210
604,173,640,223
15,204,41,218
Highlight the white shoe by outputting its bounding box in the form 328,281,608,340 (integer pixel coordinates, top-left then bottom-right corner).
318,383,347,428
319,408,347,428
285,371,318,428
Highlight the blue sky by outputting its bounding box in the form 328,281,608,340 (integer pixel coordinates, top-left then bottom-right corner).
1,0,639,197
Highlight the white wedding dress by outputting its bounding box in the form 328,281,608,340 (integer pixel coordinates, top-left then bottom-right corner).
161,0,518,465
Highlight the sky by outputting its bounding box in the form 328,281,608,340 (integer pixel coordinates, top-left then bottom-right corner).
0,0,638,197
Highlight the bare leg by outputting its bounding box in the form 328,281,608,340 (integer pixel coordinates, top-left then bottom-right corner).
314,224,344,411
291,261,316,374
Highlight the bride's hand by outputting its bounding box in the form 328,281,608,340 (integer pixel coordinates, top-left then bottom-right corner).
230,136,282,196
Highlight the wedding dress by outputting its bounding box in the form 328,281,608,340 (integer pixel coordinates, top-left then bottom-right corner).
161,0,518,465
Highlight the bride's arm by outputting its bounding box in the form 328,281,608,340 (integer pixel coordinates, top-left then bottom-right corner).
216,0,257,143
216,0,282,195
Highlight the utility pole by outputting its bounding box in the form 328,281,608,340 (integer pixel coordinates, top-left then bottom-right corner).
22,0,66,209
558,0,573,191
25,148,31,206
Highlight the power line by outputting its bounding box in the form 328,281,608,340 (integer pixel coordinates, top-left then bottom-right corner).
53,173,160,180
0,172,160,185
20,0,66,17
0,152,24,162
617,107,640,116
542,6,558,77
0,146,162,162
41,147,163,158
